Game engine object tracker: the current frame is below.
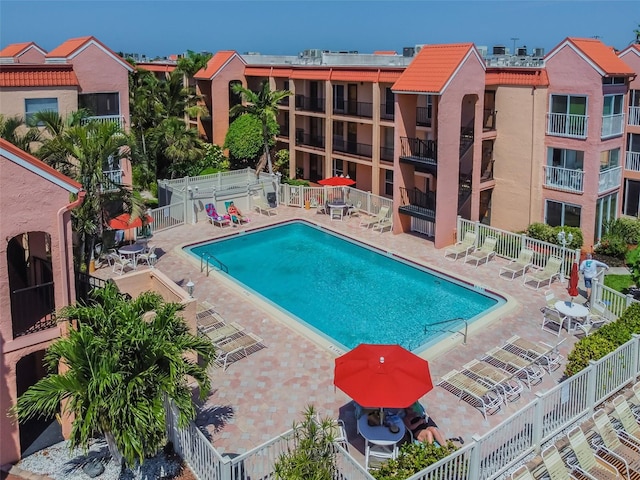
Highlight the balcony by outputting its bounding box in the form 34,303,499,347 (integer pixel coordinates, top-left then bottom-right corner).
416,107,432,127
333,100,373,119
333,138,372,158
398,187,435,222
546,113,588,139
380,103,394,121
295,95,325,113
543,166,584,193
101,169,124,192
599,166,622,193
629,106,640,127
399,137,437,173
380,145,394,162
601,113,624,138
626,151,640,172
82,115,125,129
295,132,325,149
11,282,56,338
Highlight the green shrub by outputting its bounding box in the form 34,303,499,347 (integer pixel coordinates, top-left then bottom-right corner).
619,302,640,334
596,321,632,347
144,198,158,209
371,441,458,480
149,181,158,198
626,247,640,287
564,335,616,377
284,178,310,186
595,235,628,259
526,223,583,249
526,223,554,243
605,217,640,245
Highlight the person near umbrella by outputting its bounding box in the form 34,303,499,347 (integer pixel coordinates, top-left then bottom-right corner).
402,408,463,446
227,202,247,223
579,253,609,305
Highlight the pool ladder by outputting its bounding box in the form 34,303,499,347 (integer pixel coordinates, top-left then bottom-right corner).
200,253,228,276
424,317,468,344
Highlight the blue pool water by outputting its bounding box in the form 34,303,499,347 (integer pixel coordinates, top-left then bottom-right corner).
187,222,503,352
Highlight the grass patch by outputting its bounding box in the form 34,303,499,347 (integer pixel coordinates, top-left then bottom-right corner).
603,274,634,293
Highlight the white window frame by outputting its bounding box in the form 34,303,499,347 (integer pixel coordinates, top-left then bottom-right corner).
544,199,581,228
25,98,58,126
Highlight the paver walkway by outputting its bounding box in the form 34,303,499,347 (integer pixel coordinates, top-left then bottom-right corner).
93,205,584,463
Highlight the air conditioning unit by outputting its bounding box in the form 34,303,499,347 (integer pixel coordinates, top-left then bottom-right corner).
303,49,323,58
415,44,427,54
534,47,545,57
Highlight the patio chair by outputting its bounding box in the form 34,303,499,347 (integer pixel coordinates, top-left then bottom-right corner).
461,359,524,402
499,249,534,280
541,306,569,337
523,256,563,290
510,465,536,480
544,289,559,308
204,321,245,344
540,445,583,480
347,201,362,219
592,409,640,477
575,302,609,337
224,201,249,226
196,302,226,332
215,332,264,371
252,195,277,216
437,369,503,419
566,425,622,479
464,236,497,268
444,231,477,261
330,206,344,221
333,419,349,452
365,439,397,470
503,335,565,372
631,382,640,418
110,254,132,275
613,396,640,443
310,197,326,214
482,347,545,389
372,215,393,234
205,203,230,228
137,245,157,268
359,206,390,229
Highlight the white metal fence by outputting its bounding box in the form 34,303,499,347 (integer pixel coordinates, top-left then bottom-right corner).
626,151,640,172
598,166,622,193
592,276,639,320
279,184,393,217
147,202,185,233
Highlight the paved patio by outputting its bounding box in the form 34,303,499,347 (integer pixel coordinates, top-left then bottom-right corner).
93,205,582,462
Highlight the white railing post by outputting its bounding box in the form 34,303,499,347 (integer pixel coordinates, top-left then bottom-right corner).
221,456,232,480
587,360,598,416
474,221,481,245
532,394,544,453
184,176,190,224
467,435,482,479
631,334,640,383
456,215,462,242
627,293,634,308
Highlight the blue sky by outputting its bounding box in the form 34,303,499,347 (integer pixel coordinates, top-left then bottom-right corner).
1,1,638,58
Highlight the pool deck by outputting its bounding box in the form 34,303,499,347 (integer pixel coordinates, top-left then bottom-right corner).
93,205,582,461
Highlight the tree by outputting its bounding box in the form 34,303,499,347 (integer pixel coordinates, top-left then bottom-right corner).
273,406,339,480
635,24,640,44
176,49,212,78
14,283,216,468
229,81,292,177
224,113,278,169
149,117,207,178
0,114,41,154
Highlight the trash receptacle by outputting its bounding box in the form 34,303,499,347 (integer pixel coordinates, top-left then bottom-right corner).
267,192,277,208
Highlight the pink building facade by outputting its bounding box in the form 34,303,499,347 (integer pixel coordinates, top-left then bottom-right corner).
0,139,84,465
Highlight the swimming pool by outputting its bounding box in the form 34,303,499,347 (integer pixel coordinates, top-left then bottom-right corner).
186,221,504,352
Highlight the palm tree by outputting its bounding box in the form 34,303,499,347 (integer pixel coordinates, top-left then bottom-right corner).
0,114,41,153
229,81,292,177
149,117,207,178
14,283,216,468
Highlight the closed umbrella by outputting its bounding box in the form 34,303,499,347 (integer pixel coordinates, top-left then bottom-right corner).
568,262,579,301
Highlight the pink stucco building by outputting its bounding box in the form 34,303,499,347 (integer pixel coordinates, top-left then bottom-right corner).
195,38,639,249
0,139,85,465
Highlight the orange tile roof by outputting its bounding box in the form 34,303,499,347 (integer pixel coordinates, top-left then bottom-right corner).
194,51,240,79
618,43,640,59
392,43,477,94
1,138,82,192
289,69,331,80
330,69,385,82
136,63,176,73
549,38,634,76
0,64,79,87
244,66,277,77
0,41,45,58
377,71,403,83
46,36,133,71
485,68,549,86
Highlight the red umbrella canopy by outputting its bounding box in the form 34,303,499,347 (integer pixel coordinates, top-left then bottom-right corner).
318,176,356,187
108,213,153,230
334,344,433,409
568,262,579,297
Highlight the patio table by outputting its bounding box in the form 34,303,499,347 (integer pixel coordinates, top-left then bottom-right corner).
119,244,144,269
554,301,589,333
357,414,405,446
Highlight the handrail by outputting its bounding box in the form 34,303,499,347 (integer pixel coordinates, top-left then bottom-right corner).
200,252,228,276
424,317,468,344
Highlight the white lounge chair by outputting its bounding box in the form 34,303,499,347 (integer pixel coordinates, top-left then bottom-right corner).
444,231,477,261
372,215,392,233
359,206,390,229
523,256,563,290
464,236,497,268
499,249,534,280
215,332,264,371
252,195,277,216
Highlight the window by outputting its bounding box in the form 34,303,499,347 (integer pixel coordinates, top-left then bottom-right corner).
603,77,626,85
600,148,620,170
594,193,618,241
385,169,393,196
545,200,581,228
602,94,624,137
78,92,119,116
548,94,587,137
25,98,58,125
385,87,394,115
228,80,242,114
332,159,343,177
603,95,623,116
550,94,587,116
547,148,584,169
333,84,345,111
624,179,640,217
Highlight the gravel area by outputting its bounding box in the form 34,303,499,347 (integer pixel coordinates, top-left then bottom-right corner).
17,439,184,480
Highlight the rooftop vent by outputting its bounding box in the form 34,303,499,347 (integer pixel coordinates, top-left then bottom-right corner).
533,47,545,57
517,47,528,56
402,47,415,57
492,45,506,55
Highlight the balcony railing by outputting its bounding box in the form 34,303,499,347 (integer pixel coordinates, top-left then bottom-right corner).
82,115,125,129
380,103,394,120
380,145,394,161
629,106,640,126
601,113,624,138
295,95,325,113
332,101,373,118
399,137,437,166
11,282,56,338
416,107,432,127
333,138,372,158
599,166,622,193
398,187,436,222
295,132,325,149
546,113,588,139
626,151,640,172
543,165,584,193
75,271,109,305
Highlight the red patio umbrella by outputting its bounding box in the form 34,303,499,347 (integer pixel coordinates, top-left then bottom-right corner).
108,213,153,230
567,262,579,299
318,176,356,187
334,344,433,409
